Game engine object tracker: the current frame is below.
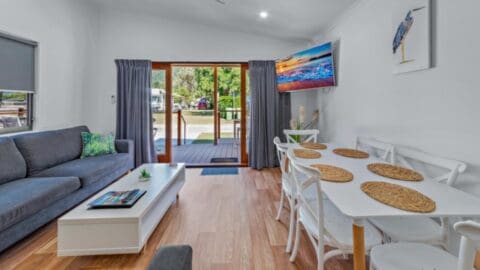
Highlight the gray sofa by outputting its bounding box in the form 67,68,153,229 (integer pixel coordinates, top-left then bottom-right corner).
0,126,134,253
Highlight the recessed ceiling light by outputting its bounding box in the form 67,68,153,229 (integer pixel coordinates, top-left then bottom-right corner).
259,11,269,19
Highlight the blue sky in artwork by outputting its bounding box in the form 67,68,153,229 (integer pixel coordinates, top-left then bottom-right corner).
291,42,332,59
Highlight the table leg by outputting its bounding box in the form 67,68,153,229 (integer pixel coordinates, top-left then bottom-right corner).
353,219,366,270
475,251,480,269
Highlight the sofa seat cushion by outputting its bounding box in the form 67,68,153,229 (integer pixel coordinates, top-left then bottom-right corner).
13,126,89,176
0,138,27,185
34,153,131,187
0,177,81,231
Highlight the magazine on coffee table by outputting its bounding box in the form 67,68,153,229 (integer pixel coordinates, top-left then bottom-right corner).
88,189,146,209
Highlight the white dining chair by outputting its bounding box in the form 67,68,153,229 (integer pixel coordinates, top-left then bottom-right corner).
369,146,467,249
284,129,319,144
355,136,395,163
370,220,480,270
273,136,296,252
287,149,382,270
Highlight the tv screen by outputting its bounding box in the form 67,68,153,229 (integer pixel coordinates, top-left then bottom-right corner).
276,42,335,92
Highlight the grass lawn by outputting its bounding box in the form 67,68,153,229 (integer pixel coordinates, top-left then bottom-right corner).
153,112,238,126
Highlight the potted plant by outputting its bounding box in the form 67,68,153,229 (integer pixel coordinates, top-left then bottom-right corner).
289,106,320,142
139,168,151,182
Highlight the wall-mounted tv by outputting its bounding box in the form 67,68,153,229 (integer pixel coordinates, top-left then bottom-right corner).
276,42,335,92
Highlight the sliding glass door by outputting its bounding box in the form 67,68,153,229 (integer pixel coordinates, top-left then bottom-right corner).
151,62,248,165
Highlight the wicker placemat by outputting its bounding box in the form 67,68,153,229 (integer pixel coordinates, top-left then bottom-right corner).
333,148,370,159
367,163,424,182
361,181,436,213
310,164,353,183
293,149,322,159
300,142,327,150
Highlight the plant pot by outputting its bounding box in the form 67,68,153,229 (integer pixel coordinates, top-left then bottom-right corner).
139,176,151,182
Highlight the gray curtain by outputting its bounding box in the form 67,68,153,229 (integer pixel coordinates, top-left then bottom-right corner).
115,59,156,167
248,60,291,169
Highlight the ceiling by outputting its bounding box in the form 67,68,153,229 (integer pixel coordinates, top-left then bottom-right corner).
89,0,357,42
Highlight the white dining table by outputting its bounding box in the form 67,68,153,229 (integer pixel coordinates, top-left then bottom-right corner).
283,143,480,270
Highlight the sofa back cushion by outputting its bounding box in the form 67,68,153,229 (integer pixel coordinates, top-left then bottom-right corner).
13,126,90,175
0,138,27,184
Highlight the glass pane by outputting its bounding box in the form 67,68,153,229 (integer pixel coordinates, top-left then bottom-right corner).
152,70,166,155
0,91,30,131
171,66,214,148
217,67,241,142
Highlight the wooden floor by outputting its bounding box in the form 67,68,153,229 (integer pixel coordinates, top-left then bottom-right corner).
173,139,240,164
0,168,358,270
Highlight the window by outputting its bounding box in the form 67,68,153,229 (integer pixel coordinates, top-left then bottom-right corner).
0,32,36,134
0,91,33,133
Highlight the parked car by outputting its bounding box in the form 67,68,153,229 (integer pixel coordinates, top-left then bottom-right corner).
196,98,209,110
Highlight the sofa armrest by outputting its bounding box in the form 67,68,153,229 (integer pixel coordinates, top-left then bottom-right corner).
115,139,133,154
147,245,192,270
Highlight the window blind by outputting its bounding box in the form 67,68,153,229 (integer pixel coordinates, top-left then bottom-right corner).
0,33,36,92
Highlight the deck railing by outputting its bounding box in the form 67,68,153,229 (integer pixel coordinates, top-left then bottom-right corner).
176,110,187,146
175,109,242,146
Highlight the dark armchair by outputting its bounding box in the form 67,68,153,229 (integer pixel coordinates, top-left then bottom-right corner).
147,245,193,270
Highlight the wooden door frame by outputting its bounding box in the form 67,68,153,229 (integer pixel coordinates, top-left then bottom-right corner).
240,63,248,164
213,67,218,145
152,63,172,163
151,61,249,166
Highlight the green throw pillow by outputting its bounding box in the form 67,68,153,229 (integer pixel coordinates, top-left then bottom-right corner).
81,132,117,159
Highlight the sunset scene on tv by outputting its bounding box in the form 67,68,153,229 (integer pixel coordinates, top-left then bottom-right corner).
276,42,335,92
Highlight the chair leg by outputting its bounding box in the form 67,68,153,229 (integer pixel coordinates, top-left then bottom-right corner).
289,217,301,262
317,237,325,270
317,247,324,270
276,189,285,221
286,198,295,253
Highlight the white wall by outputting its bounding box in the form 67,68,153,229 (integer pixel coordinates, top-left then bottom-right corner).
83,7,306,133
290,90,319,127
0,0,98,131
314,0,480,196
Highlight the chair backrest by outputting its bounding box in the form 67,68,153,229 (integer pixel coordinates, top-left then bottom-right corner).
273,137,289,175
355,136,395,163
393,146,467,186
454,220,480,270
284,129,319,144
287,149,325,246
392,146,468,247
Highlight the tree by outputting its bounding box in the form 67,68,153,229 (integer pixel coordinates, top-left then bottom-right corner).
158,66,242,111
172,67,198,106
218,67,240,97
152,70,165,89
194,67,214,109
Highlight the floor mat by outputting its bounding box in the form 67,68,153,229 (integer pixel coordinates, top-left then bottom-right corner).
201,167,239,175
210,157,239,163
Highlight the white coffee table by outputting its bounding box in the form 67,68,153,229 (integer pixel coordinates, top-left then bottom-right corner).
57,163,186,256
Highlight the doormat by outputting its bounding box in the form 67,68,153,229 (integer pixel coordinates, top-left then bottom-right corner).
201,167,239,176
210,157,239,163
